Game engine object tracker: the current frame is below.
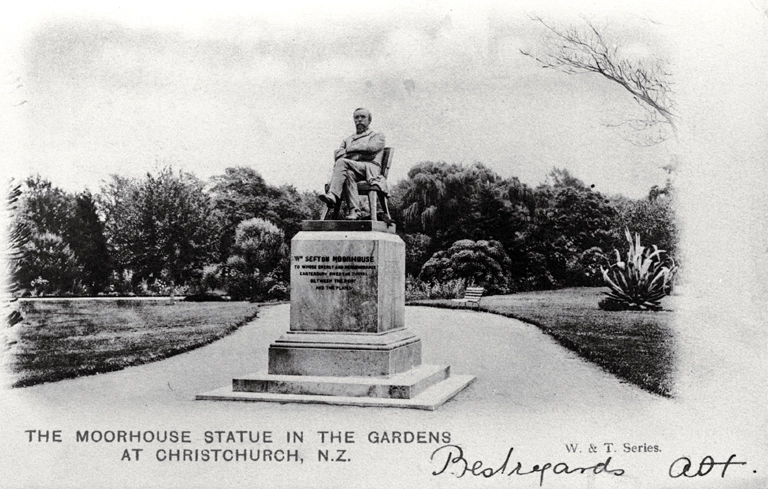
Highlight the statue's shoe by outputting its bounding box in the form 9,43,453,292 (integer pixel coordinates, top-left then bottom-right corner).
318,193,336,207
345,210,361,220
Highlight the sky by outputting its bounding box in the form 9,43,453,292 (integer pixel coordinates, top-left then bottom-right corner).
2,1,680,198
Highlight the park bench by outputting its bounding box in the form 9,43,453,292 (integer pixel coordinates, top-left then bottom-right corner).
451,287,485,309
321,147,394,221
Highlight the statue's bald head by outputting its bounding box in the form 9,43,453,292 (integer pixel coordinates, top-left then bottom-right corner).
353,108,372,134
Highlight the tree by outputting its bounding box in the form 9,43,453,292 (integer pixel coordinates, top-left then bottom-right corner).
396,161,480,237
100,168,220,289
16,175,74,236
223,218,289,300
521,16,674,145
402,233,432,278
543,185,616,253
63,191,112,292
419,239,513,295
209,167,314,260
209,167,271,261
547,167,588,189
394,161,519,250
17,233,83,295
394,163,619,290
14,177,97,295
750,0,768,19
502,168,617,290
612,193,677,260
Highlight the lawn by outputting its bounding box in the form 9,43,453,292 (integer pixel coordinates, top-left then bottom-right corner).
11,291,675,397
410,287,676,397
9,299,262,388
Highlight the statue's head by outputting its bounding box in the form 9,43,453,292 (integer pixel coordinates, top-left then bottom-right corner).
353,108,371,134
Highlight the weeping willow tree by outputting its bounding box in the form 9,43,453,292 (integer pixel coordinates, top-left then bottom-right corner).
397,162,508,244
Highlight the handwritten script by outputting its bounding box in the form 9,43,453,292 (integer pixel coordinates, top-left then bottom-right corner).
668,454,747,479
430,445,624,486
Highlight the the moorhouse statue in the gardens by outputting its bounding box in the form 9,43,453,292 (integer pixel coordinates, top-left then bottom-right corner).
318,108,388,220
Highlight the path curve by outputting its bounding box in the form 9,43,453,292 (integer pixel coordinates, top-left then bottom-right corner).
2,304,674,489
4,304,659,415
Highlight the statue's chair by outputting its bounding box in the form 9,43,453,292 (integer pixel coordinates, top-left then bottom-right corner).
321,147,394,221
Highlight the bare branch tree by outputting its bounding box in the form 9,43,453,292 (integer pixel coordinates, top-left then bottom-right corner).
600,104,671,147
4,70,27,107
521,16,675,143
749,0,768,19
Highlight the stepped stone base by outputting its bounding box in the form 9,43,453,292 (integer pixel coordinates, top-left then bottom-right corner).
236,364,448,399
268,329,421,377
197,369,475,411
195,222,475,410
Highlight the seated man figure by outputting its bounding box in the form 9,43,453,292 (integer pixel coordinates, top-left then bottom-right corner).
319,108,387,220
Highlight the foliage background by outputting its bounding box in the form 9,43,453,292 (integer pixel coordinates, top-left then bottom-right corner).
11,163,677,301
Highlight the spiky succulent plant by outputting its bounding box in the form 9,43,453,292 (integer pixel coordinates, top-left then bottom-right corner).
600,229,677,311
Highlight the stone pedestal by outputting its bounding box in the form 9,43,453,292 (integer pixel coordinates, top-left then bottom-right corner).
197,220,474,410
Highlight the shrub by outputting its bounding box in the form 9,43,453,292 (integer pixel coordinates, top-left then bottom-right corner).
18,233,84,296
600,230,677,311
566,247,609,287
267,283,289,301
405,277,466,301
419,239,512,294
223,257,260,301
223,218,288,300
106,269,135,296
510,250,558,291
200,264,223,291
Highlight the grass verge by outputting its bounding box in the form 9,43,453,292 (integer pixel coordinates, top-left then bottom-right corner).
409,287,675,397
10,299,262,388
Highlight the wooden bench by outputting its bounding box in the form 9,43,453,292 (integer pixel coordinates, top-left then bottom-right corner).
451,287,485,309
320,147,393,221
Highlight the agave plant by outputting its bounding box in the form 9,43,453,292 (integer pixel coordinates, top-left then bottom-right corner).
600,229,677,311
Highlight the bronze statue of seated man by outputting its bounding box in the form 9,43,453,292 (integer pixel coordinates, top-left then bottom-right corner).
318,108,388,220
